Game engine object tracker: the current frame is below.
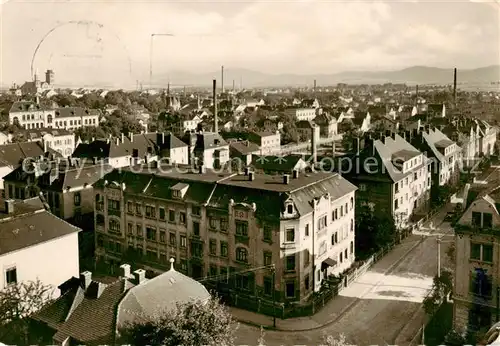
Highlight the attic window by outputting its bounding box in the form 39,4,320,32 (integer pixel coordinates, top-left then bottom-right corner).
214,139,220,145
287,204,293,214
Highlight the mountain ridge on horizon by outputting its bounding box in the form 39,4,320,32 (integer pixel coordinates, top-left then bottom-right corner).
157,64,500,88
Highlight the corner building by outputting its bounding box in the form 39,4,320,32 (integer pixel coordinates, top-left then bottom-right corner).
93,166,356,303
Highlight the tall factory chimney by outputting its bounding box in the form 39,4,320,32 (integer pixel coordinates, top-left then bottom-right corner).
232,79,235,93
213,79,218,133
313,79,317,92
221,66,225,94
415,84,419,105
311,124,318,165
453,68,457,105
166,82,171,108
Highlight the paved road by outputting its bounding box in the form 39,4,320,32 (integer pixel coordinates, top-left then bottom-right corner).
235,210,455,346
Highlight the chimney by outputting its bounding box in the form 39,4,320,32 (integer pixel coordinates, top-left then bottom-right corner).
120,264,131,278
244,167,250,176
292,169,299,179
169,257,175,271
4,199,15,214
283,174,290,184
311,124,317,164
354,137,361,155
221,66,225,94
162,132,165,145
313,79,317,92
249,171,255,181
133,269,146,285
80,271,92,289
199,165,206,174
453,68,457,106
213,79,218,133
91,137,95,142
391,132,396,140
129,132,134,142
121,133,125,143
116,138,119,146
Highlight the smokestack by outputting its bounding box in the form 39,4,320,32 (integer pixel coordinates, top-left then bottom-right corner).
453,68,457,105
183,85,186,98
415,84,419,105
221,66,224,94
314,79,317,92
213,79,218,133
232,79,235,93
311,124,317,164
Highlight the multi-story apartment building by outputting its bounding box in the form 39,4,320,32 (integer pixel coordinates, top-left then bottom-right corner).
0,197,80,295
92,167,356,303
284,107,317,122
314,113,338,138
72,132,189,168
410,127,462,187
453,184,500,337
248,131,281,155
340,132,431,227
476,119,497,156
9,102,99,130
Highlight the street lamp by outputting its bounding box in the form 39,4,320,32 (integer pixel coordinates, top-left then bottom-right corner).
270,264,276,328
150,33,174,89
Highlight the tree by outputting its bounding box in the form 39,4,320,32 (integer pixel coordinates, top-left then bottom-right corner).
355,204,397,258
0,279,54,344
120,296,237,346
423,269,453,316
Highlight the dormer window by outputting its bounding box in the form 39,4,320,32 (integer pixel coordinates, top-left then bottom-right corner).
287,204,293,214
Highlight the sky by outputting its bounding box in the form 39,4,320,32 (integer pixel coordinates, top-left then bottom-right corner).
0,0,499,88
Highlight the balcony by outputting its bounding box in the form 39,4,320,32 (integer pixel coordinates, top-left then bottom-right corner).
281,242,296,250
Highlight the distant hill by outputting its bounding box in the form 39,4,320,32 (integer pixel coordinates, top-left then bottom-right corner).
157,65,500,88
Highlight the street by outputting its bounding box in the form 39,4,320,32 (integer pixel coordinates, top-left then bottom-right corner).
235,209,455,346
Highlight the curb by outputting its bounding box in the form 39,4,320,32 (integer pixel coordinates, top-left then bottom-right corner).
234,236,426,332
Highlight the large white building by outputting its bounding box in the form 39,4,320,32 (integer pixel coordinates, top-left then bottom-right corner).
284,108,317,122
9,102,99,131
0,128,75,157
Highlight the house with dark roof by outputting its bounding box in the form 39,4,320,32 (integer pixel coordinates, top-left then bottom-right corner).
314,113,338,138
427,103,446,118
229,140,261,165
408,126,461,187
0,127,76,157
339,132,432,227
247,130,281,155
182,131,229,169
91,167,357,306
72,132,188,168
0,141,62,190
0,198,80,295
30,261,210,345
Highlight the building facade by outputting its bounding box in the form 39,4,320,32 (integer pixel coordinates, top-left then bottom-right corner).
284,108,317,122
92,168,357,304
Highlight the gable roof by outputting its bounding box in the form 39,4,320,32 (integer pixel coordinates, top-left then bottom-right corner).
0,141,62,168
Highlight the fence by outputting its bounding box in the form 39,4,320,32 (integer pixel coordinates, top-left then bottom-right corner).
210,240,398,319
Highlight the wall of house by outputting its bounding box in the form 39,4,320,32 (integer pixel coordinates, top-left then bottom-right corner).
0,166,14,190
169,147,189,165
0,232,80,296
9,110,54,129
62,186,95,220
202,146,230,169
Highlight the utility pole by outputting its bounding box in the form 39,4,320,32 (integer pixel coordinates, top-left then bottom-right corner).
271,264,276,328
437,235,442,278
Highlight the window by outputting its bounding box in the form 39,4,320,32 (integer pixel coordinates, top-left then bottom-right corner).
96,214,105,226
209,217,217,229
305,275,310,290
331,233,337,245
145,205,156,218
146,249,157,261
127,201,134,214
484,213,493,228
209,239,217,255
220,241,228,257
109,219,121,233
471,242,493,263
359,184,366,191
193,221,200,236
318,215,327,230
180,212,186,224
136,224,143,238
350,219,354,232
146,227,157,241
169,232,176,246
286,282,295,298
159,207,166,220
127,223,133,235
350,241,354,254
340,252,343,263
264,277,272,296
305,224,309,236
340,205,344,217
221,217,228,231
394,199,399,210
286,255,295,271
236,221,248,236
287,204,293,214
180,235,187,248
263,225,272,242
472,211,482,227
209,265,218,276
345,248,348,260
264,251,272,266
192,206,201,216
108,199,120,211
159,230,166,243
159,252,167,263
135,203,142,216
5,267,17,285
350,197,354,210
236,247,248,262
74,192,81,206
191,242,203,258
470,268,492,297
286,228,295,242
168,210,175,223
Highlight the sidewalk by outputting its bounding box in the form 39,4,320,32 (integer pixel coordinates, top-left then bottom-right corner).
230,235,425,331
